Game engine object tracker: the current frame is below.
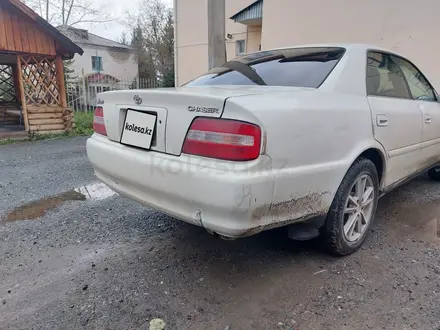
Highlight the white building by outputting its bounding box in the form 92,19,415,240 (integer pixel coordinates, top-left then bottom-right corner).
60,26,138,80
59,26,138,106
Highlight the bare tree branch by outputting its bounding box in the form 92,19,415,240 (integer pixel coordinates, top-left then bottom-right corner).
62,0,65,24
45,0,49,21
65,0,75,25
22,0,114,27
69,17,114,26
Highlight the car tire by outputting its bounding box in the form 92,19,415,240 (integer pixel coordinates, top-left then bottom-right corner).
322,158,379,256
428,167,440,181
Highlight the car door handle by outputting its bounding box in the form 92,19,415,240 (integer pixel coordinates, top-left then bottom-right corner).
425,114,432,124
376,114,388,127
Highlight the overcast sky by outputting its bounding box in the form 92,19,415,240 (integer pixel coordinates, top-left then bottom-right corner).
78,0,173,42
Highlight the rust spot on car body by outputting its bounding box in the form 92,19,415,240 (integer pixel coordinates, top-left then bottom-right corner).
252,191,329,221
241,211,326,238
243,192,330,237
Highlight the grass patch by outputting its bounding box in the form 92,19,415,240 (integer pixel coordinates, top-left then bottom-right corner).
0,138,18,145
0,111,94,145
73,111,94,136
29,131,71,142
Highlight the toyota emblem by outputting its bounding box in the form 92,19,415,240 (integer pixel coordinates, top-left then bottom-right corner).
133,94,142,105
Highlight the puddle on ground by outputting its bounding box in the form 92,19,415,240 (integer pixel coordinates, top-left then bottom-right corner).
384,199,440,242
2,182,117,222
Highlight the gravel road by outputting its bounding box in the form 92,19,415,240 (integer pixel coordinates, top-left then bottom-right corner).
1,137,440,330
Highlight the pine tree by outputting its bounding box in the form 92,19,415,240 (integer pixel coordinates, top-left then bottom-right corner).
63,58,77,83
162,68,175,87
131,23,156,81
62,58,79,109
127,1,175,87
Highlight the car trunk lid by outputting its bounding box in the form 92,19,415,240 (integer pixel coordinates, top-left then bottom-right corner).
98,86,277,155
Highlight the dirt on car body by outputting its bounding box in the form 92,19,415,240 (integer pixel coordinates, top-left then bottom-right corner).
251,191,329,221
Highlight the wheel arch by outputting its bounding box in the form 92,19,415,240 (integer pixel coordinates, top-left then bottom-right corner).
329,145,387,210
355,147,387,188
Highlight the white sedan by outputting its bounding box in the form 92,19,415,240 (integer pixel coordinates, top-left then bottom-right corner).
86,44,440,255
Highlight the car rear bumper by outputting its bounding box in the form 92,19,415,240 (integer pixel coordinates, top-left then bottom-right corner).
86,134,277,238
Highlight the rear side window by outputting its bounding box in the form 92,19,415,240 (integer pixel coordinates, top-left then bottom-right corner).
366,51,411,99
392,56,436,101
185,47,346,88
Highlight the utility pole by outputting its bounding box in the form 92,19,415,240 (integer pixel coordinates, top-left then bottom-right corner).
207,0,226,69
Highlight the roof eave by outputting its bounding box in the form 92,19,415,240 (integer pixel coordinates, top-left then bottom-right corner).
34,15,84,55
7,0,84,56
74,41,135,52
230,0,263,23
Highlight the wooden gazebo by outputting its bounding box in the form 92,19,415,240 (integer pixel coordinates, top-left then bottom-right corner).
0,0,83,137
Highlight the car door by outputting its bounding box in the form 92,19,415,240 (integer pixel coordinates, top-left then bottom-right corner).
392,56,440,167
366,51,423,187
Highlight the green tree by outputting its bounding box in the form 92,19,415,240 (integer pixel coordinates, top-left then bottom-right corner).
126,0,175,86
62,59,80,110
162,68,174,88
63,58,77,83
130,23,156,81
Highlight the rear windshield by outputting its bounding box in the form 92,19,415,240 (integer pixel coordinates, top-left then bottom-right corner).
184,47,345,88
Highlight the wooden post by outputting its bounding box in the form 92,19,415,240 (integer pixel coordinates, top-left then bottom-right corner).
15,55,29,132
55,55,67,108
81,69,87,111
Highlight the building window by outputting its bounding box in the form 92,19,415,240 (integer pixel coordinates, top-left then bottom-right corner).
91,56,103,71
236,40,246,56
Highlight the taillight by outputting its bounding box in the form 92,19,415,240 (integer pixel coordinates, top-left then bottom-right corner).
93,106,107,136
182,118,261,161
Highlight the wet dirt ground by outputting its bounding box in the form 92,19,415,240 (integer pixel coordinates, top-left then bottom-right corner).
1,137,440,330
